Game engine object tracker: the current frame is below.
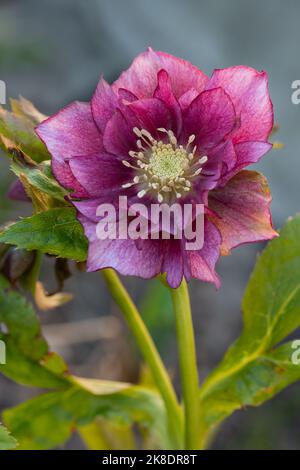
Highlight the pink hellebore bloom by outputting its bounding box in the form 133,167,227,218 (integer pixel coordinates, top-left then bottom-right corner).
36,49,277,288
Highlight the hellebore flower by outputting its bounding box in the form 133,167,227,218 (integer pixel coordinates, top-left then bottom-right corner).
36,49,277,288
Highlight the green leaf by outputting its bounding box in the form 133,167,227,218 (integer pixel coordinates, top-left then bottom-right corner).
0,99,49,162
11,160,69,204
199,215,300,446
0,208,88,262
0,424,18,450
3,379,170,450
0,274,69,388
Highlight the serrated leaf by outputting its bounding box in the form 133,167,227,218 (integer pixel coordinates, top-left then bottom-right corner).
0,208,88,262
0,424,18,450
199,215,300,446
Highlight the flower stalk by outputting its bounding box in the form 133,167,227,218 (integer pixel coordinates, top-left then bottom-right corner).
170,279,200,449
102,268,183,449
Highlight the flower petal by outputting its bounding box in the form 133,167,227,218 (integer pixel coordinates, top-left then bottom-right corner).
51,159,89,198
186,219,221,287
103,109,137,157
154,69,182,135
91,78,118,133
69,153,131,197
36,102,102,196
219,141,272,185
207,66,273,142
113,48,208,99
182,87,236,151
80,215,163,279
161,240,184,288
128,97,172,138
208,170,278,255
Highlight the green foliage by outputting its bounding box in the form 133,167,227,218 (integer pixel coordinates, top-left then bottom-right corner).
0,208,88,262
199,215,300,447
0,274,69,388
0,273,170,450
11,159,69,204
0,424,18,450
0,98,50,162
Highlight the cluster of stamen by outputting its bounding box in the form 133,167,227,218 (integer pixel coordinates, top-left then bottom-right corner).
122,127,208,203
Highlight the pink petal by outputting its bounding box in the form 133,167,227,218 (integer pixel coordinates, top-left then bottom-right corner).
186,219,221,287
103,109,137,157
69,153,131,197
81,215,163,279
52,159,89,198
161,240,184,288
91,78,118,133
154,69,182,135
182,88,236,151
207,66,273,142
35,102,102,196
113,48,208,99
128,97,172,138
219,141,272,185
208,170,278,255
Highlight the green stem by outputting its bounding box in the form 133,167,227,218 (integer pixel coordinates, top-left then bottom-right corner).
102,268,183,449
170,279,199,449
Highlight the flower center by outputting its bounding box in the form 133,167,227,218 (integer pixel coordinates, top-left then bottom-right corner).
122,128,208,203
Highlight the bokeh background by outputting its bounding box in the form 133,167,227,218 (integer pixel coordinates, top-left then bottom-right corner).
0,0,300,450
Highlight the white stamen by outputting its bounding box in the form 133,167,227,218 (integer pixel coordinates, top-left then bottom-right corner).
199,155,208,164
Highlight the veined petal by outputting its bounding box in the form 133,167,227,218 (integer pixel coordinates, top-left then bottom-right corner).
69,153,131,197
208,170,278,255
154,69,182,135
207,66,273,142
113,48,208,99
182,87,236,151
91,77,118,133
81,216,163,279
35,102,102,195
186,219,221,287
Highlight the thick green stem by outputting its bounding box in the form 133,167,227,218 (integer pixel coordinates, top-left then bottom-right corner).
170,279,199,449
102,268,183,449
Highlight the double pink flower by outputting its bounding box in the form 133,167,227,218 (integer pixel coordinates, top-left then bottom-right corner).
36,49,277,288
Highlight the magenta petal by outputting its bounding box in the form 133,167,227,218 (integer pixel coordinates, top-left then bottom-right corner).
207,66,273,142
36,102,102,163
91,78,118,133
182,88,236,151
69,153,131,197
128,98,172,138
161,240,184,288
154,69,182,135
81,216,163,279
36,102,102,195
113,48,208,99
52,159,89,198
178,88,199,112
103,109,136,157
209,170,278,255
186,219,221,287
219,141,272,185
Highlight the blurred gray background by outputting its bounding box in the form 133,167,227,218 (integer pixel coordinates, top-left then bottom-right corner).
0,0,300,450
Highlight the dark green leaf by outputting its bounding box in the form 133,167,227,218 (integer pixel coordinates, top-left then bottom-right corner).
0,208,88,262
